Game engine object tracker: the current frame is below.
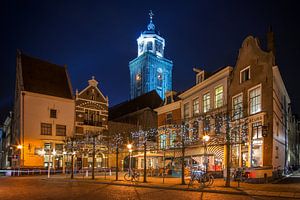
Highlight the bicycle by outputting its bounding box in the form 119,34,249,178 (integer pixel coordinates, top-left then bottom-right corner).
188,170,214,188
124,169,140,182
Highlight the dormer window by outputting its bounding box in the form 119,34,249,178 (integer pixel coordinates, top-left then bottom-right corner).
240,66,250,83
197,73,203,84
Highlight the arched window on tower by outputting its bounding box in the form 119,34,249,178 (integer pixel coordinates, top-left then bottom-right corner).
147,42,153,51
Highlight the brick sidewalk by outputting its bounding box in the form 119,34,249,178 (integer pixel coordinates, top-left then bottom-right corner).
46,171,300,199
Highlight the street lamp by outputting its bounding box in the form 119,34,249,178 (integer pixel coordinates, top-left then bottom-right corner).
203,135,210,173
127,144,133,176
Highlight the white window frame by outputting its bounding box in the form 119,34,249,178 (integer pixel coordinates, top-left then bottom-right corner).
192,97,200,116
203,92,210,113
240,66,251,83
183,102,190,119
214,85,224,108
232,92,243,119
248,84,262,115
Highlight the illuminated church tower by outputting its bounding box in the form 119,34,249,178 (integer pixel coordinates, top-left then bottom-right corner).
129,11,173,100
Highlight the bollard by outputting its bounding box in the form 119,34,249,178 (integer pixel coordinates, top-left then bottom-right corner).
109,169,112,176
264,173,268,183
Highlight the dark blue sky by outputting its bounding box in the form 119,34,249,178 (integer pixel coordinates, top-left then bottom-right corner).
1,0,300,122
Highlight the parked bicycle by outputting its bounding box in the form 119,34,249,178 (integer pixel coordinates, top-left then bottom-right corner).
124,169,140,182
188,170,214,188
233,168,249,183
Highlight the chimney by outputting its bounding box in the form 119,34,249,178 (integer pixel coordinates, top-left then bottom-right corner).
267,26,276,56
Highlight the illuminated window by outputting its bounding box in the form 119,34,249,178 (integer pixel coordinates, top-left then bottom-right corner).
240,67,250,83
50,109,57,118
203,92,210,113
215,86,223,108
184,103,189,119
41,123,52,135
249,86,261,115
56,125,66,136
193,98,199,116
233,94,243,119
159,134,166,149
169,132,177,148
251,122,263,167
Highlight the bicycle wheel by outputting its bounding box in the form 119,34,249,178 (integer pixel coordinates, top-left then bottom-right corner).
208,174,214,186
201,174,211,187
188,177,196,188
124,173,130,181
133,173,140,182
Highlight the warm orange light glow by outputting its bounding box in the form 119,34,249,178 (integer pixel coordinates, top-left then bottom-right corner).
17,145,22,149
203,135,210,142
127,143,132,150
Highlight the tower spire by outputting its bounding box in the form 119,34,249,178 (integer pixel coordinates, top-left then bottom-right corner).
147,10,155,31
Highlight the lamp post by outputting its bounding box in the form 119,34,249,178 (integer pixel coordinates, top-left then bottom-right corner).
127,144,132,176
62,151,67,174
203,135,210,173
17,145,22,176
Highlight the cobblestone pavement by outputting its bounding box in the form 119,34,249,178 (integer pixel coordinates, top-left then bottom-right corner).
0,173,300,200
0,176,296,200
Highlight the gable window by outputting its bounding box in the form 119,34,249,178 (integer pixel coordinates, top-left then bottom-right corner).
50,109,57,118
233,94,243,119
183,103,189,119
240,67,250,83
41,123,52,135
193,98,199,116
215,86,223,108
203,92,210,113
249,85,261,115
166,112,172,124
56,125,66,136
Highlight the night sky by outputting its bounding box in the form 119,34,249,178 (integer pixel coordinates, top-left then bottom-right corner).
1,0,300,122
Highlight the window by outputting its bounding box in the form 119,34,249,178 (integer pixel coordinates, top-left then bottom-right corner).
166,113,172,124
215,115,222,135
159,134,166,149
196,73,204,84
166,96,172,104
275,146,279,159
215,86,223,108
184,103,189,119
240,67,250,83
233,94,243,119
147,41,153,51
249,86,261,115
56,125,66,136
50,109,57,118
203,92,210,113
252,122,262,139
251,122,263,167
203,117,210,133
41,123,52,135
193,98,199,116
169,132,177,147
55,144,63,152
